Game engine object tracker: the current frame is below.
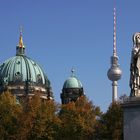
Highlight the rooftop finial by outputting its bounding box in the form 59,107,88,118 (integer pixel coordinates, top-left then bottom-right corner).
16,26,25,56
19,26,24,48
113,2,117,56
20,26,23,36
71,68,75,77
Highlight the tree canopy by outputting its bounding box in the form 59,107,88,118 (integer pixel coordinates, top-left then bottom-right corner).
0,92,123,140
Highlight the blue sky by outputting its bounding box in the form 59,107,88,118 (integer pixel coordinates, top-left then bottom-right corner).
0,0,139,111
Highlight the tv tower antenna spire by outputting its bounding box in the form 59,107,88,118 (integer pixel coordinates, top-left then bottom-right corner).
113,4,117,56
107,1,122,102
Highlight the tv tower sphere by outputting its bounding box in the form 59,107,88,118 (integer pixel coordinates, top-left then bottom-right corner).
107,56,122,81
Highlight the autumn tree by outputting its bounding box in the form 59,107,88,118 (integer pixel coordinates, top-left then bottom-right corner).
58,96,101,140
0,92,123,140
18,93,61,140
0,91,22,140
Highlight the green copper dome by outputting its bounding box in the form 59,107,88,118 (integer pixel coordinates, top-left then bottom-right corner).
0,30,53,99
0,55,50,86
63,77,83,89
63,69,83,89
61,69,84,104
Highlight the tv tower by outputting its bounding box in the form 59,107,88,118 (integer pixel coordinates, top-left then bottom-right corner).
107,5,122,102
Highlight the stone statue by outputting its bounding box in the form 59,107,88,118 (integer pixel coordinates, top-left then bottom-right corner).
130,32,140,96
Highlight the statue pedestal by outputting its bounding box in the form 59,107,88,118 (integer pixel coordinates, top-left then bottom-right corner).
122,97,140,140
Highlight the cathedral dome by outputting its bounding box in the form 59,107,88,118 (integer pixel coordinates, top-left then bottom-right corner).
63,76,83,89
0,30,53,99
0,55,50,87
61,69,84,104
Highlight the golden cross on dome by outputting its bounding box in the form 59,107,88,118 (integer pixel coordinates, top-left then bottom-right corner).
19,26,24,48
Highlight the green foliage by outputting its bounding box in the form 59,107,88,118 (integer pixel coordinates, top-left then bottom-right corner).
95,102,123,140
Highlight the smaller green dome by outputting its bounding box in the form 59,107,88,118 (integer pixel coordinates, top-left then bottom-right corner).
63,69,83,89
61,69,84,104
63,77,82,88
